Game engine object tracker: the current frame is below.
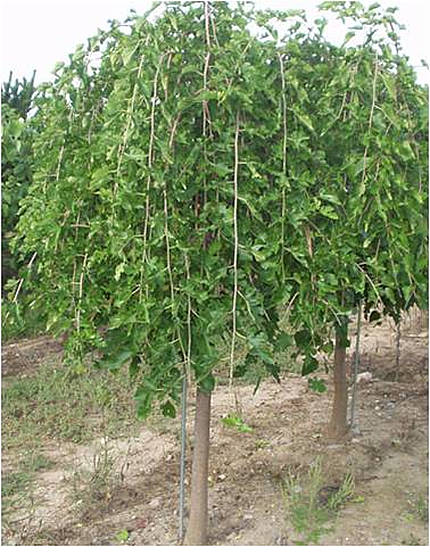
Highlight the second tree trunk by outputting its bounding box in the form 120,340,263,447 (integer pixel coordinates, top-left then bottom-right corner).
328,326,349,439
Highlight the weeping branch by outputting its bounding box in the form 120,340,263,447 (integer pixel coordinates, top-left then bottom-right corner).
229,113,240,392
163,185,175,309
278,53,287,281
139,53,165,303
11,252,37,304
360,57,379,189
114,46,147,197
75,252,88,333
179,253,192,542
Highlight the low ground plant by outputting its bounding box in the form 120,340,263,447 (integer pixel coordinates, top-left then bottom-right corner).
2,365,142,451
67,441,127,520
282,457,357,545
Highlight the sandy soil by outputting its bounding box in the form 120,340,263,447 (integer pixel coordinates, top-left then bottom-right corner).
1,311,428,546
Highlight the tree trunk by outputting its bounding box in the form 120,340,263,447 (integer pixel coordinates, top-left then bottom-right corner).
183,388,211,545
328,326,349,439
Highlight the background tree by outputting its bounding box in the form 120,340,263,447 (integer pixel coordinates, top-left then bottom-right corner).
281,1,428,438
1,71,36,292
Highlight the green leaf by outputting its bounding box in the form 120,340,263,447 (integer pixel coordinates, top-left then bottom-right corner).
308,377,327,393
129,355,140,379
276,331,292,350
302,355,319,376
321,341,333,354
199,374,215,393
238,423,253,433
221,414,253,433
91,167,111,186
319,192,341,206
114,262,125,281
115,530,129,543
319,205,339,220
122,43,139,66
136,399,151,420
249,334,275,365
161,401,176,418
294,329,312,349
342,31,355,45
293,108,314,132
398,141,415,161
99,349,133,371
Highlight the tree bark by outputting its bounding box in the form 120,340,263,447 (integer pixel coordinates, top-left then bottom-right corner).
328,327,349,439
183,387,211,545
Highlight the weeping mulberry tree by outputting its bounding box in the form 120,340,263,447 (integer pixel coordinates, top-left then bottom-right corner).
272,1,428,438
12,0,427,544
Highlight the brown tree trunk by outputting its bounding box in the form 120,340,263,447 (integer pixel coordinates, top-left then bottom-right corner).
183,388,211,545
328,327,349,439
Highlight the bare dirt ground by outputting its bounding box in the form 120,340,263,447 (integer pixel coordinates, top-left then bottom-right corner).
1,310,428,546
1,335,63,381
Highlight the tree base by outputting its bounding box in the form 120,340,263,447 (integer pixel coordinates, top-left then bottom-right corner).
183,388,211,545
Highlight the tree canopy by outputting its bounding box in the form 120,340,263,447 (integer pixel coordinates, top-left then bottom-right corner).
10,1,428,415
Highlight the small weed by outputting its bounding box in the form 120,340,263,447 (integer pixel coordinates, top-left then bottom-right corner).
67,441,127,520
326,473,355,511
401,533,422,546
350,494,365,504
415,495,429,522
282,458,357,545
307,377,327,393
20,451,55,473
115,529,130,543
1,470,38,532
255,439,271,450
282,458,331,544
221,414,253,433
405,494,428,523
2,471,33,498
2,453,53,528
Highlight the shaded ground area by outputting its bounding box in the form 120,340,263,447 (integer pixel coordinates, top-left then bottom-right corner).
1,335,63,381
1,311,428,546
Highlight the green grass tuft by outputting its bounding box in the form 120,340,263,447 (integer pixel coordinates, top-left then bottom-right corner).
282,458,358,545
2,365,143,452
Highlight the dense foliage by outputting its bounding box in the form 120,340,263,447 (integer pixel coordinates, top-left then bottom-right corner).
2,72,36,291
10,1,428,416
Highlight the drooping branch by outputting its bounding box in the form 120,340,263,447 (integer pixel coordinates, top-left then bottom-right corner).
163,183,175,313
278,52,287,281
360,56,379,190
11,251,37,304
229,112,240,392
178,253,192,542
75,251,88,333
114,44,148,197
139,53,165,303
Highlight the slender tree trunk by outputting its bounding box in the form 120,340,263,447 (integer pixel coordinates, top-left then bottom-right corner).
395,322,401,380
349,302,362,433
328,326,349,439
183,387,211,546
